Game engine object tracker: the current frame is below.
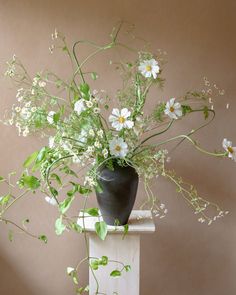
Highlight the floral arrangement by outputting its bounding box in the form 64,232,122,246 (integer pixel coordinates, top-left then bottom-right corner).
1,23,234,293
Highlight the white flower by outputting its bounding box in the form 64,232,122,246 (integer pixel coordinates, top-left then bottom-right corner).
38,81,46,88
97,129,104,138
87,146,95,153
88,129,95,137
47,111,56,124
20,107,31,120
74,100,86,115
102,148,108,158
164,98,182,120
138,59,160,79
48,136,55,148
45,196,57,206
94,141,102,148
85,101,93,108
222,138,236,161
77,130,87,144
109,108,134,131
22,127,29,137
109,137,128,158
94,107,100,114
84,176,96,187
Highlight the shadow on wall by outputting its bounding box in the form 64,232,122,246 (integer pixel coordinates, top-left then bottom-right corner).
0,253,35,295
141,223,235,295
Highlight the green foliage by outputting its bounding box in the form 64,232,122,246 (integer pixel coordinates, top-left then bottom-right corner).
110,270,121,277
0,194,12,206
55,217,66,235
153,102,166,122
182,105,192,116
69,222,83,233
84,208,99,217
91,72,98,81
23,151,39,168
38,235,48,243
124,265,131,272
59,195,75,214
76,286,89,294
203,106,209,119
122,224,129,239
90,256,108,270
95,221,107,240
18,174,40,190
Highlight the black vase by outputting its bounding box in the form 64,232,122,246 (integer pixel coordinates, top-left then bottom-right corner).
96,165,139,225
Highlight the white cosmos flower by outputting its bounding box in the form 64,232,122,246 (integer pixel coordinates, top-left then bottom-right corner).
164,98,182,120
45,196,57,206
47,111,56,124
74,100,86,116
109,108,134,131
109,137,128,158
138,59,160,79
222,138,236,161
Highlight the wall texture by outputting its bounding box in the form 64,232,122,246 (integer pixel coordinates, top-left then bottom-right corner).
0,0,235,294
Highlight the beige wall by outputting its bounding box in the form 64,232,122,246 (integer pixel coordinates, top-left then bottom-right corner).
0,0,236,294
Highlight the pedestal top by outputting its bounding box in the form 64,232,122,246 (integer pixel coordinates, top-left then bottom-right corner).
77,210,156,234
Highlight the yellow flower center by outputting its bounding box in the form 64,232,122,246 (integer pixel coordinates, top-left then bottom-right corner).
228,146,234,154
118,116,125,123
170,106,175,112
115,145,121,152
146,65,152,72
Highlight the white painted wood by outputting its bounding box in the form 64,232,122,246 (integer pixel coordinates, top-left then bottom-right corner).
89,234,140,295
77,211,155,295
77,210,155,234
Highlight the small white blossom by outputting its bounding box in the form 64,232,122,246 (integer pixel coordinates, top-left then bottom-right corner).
85,101,93,108
22,127,29,137
20,107,31,120
109,108,134,131
84,176,96,187
138,59,160,79
47,111,56,124
88,129,95,137
109,137,128,158
222,138,236,161
94,107,100,114
45,196,57,206
97,129,103,138
74,100,86,116
102,148,108,158
94,141,102,148
38,81,46,88
164,98,182,120
87,146,95,153
48,136,55,148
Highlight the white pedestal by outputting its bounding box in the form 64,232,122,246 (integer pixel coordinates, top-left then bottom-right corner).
78,210,155,295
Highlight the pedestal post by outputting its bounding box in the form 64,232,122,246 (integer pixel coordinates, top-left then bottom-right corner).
78,210,155,295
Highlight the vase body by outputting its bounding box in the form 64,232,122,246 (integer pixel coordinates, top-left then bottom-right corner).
96,165,139,225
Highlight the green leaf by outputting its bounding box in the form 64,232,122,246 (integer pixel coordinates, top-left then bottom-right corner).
19,175,40,190
110,270,121,277
100,256,108,266
90,260,99,270
182,105,192,116
49,186,58,197
55,217,66,235
8,230,13,242
0,176,5,182
153,102,166,122
0,194,12,205
61,166,78,178
80,83,90,98
122,224,129,239
23,151,39,168
38,235,48,243
35,147,48,164
70,222,83,233
59,195,75,215
84,208,99,217
50,173,62,185
124,265,131,272
95,221,107,241
76,286,89,294
53,112,60,123
203,106,209,119
91,72,98,81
